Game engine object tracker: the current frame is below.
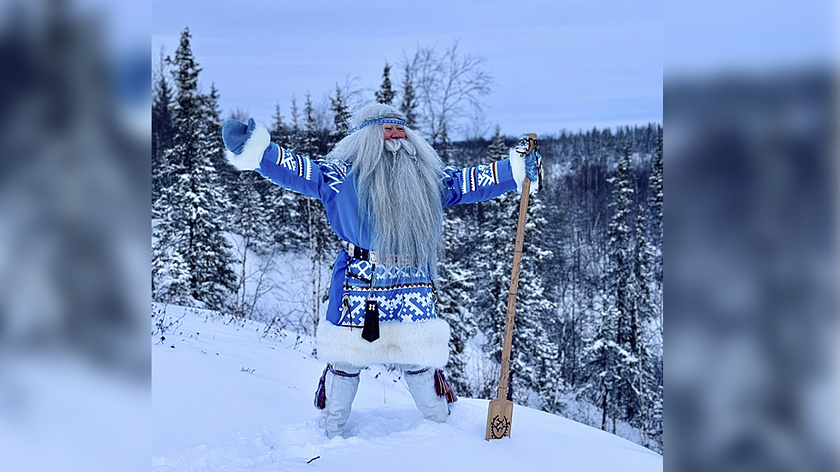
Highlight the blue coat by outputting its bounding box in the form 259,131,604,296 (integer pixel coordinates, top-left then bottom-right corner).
255,142,519,367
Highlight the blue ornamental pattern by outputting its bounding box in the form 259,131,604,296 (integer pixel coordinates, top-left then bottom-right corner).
339,258,436,327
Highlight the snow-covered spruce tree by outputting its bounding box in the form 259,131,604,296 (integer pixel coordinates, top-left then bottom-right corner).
203,84,239,197
591,144,641,432
298,94,338,333
269,96,309,252
301,94,320,158
194,47,236,304
265,103,306,252
229,170,276,318
648,133,663,309
473,134,517,398
288,95,303,149
470,131,559,408
437,123,455,164
582,303,621,432
536,144,584,399
271,102,289,145
152,49,176,212
152,27,237,311
330,85,352,148
151,181,191,305
152,33,196,306
398,63,418,129
632,208,662,451
374,62,396,105
487,125,508,159
509,191,561,411
436,211,479,396
644,133,663,452
580,144,625,432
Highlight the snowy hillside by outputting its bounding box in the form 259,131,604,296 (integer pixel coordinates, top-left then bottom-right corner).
152,305,662,471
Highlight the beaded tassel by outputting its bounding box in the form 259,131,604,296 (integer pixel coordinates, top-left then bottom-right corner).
314,364,330,410
434,369,458,404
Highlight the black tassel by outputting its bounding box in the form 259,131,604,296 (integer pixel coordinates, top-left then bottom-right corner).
434,369,457,403
314,364,330,410
361,300,380,342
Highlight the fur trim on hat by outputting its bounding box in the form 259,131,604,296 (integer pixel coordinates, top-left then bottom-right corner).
225,124,270,171
316,318,451,368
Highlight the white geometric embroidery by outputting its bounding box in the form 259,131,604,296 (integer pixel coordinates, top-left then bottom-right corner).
449,162,498,196
379,296,401,314
321,164,344,193
346,294,366,322
461,167,470,194
476,164,497,187
376,265,426,280
279,148,298,173
278,148,313,181
302,155,312,181
401,297,414,322
349,260,372,280
404,292,427,320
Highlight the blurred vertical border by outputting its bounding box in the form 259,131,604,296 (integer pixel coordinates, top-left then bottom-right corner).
0,0,150,470
665,1,838,471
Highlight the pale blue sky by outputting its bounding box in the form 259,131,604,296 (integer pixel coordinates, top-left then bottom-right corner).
152,0,663,138
664,0,838,77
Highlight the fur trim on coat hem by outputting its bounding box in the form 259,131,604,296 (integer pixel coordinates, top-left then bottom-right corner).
316,318,451,368
225,124,270,171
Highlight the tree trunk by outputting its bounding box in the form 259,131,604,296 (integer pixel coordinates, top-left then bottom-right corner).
240,233,249,315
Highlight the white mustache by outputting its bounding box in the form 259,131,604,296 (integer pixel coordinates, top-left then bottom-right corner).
384,138,416,156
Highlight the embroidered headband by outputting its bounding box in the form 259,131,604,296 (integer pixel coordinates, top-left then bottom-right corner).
349,118,406,134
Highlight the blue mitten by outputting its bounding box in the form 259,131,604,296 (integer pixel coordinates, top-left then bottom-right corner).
525,150,540,182
222,118,271,171
223,118,256,155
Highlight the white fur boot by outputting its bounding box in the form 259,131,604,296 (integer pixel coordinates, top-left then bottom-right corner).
322,363,361,438
403,365,450,423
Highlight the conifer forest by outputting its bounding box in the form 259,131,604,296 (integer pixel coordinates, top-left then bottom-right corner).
152,28,663,452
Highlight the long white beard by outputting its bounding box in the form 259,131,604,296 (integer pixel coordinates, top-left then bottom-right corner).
357,138,443,271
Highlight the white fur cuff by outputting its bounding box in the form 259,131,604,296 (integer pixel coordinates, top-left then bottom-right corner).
316,318,451,368
509,148,526,192
225,124,270,171
508,148,538,193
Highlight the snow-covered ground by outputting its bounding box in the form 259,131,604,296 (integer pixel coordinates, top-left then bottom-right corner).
152,304,662,471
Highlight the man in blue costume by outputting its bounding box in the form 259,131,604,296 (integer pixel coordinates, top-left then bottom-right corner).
222,103,538,438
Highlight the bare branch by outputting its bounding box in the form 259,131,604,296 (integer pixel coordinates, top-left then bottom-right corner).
402,40,493,147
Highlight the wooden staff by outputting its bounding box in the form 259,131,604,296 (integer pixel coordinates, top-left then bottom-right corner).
485,133,538,440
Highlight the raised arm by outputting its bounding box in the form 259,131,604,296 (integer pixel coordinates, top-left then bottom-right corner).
440,146,538,207
222,118,333,200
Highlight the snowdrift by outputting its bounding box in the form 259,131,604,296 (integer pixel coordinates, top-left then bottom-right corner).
152,305,662,471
